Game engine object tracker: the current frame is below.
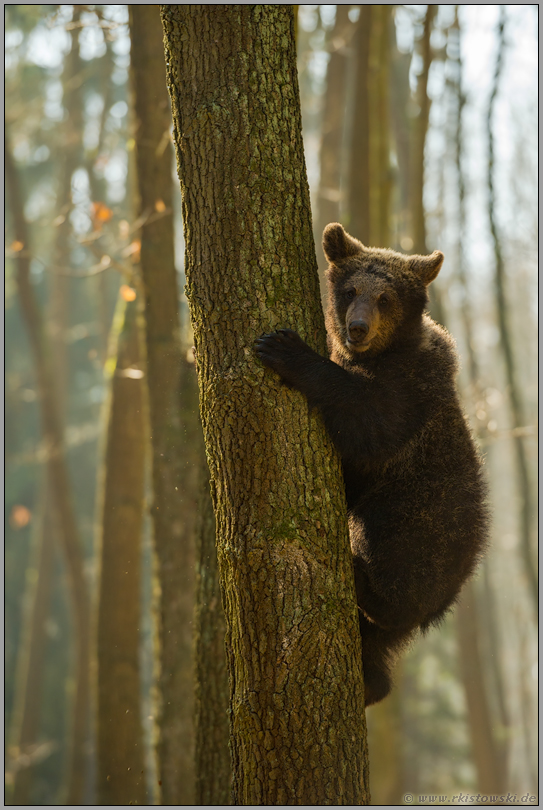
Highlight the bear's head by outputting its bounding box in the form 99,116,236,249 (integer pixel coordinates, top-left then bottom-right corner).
322,223,443,359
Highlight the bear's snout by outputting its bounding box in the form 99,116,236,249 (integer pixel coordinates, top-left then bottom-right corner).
348,319,370,343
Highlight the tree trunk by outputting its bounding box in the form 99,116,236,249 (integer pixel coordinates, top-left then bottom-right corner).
367,673,404,805
450,14,508,788
5,136,90,807
49,4,84,413
9,13,85,800
129,5,198,803
86,32,116,362
369,4,392,248
487,9,537,616
9,482,56,805
456,584,506,794
95,295,146,806
194,463,231,805
409,5,444,325
161,6,369,805
315,5,351,282
349,6,372,245
389,35,413,250
410,4,435,256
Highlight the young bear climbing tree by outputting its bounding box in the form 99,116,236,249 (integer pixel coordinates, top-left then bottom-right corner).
255,223,488,706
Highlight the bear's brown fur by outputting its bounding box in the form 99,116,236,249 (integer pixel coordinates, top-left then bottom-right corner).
255,223,488,706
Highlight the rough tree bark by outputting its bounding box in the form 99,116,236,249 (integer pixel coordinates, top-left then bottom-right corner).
95,296,146,806
161,5,369,805
6,137,90,807
129,5,198,803
194,464,231,805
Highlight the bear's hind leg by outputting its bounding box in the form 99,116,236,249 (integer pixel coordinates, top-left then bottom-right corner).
358,613,409,707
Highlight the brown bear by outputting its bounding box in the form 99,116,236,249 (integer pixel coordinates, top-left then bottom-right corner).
255,223,488,706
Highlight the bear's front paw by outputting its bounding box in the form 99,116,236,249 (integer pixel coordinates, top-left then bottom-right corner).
254,328,309,385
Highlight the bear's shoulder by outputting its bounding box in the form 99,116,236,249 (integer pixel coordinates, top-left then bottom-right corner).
418,315,459,376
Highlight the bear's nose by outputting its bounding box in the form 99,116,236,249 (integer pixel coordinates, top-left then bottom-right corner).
348,320,369,341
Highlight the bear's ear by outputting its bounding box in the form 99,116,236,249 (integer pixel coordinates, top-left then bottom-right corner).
410,250,444,285
323,223,364,265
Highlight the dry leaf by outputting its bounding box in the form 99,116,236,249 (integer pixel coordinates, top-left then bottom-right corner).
10,240,24,253
155,199,166,212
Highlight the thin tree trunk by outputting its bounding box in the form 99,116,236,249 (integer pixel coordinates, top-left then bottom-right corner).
487,8,537,616
10,483,56,805
480,565,509,740
367,680,403,805
161,6,369,805
129,5,198,803
86,32,116,362
410,4,436,256
9,16,85,799
370,4,392,248
6,138,90,807
194,463,231,805
456,584,506,794
95,295,146,806
315,5,351,282
451,13,508,790
410,4,444,325
49,4,84,408
389,34,412,250
349,6,372,244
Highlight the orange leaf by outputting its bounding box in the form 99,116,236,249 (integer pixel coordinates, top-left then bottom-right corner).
91,201,113,230
120,285,137,302
10,505,32,529
155,199,166,212
10,240,24,252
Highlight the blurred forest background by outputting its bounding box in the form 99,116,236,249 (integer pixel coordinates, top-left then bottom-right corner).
4,4,538,806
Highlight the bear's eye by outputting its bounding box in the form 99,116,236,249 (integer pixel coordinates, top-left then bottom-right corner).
345,288,356,301
378,294,390,308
